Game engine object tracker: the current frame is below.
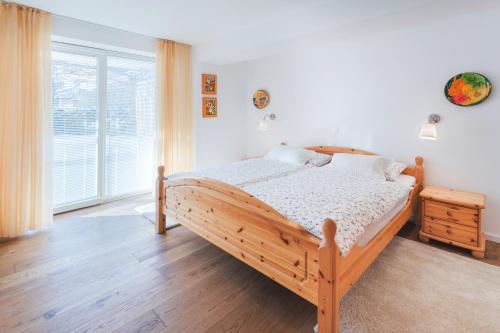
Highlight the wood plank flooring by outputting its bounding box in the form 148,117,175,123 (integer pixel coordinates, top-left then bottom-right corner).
0,196,498,333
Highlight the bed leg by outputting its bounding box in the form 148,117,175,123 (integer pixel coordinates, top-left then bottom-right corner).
156,165,166,234
317,218,341,333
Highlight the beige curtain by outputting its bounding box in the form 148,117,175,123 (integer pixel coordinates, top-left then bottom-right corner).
0,3,52,237
156,39,193,175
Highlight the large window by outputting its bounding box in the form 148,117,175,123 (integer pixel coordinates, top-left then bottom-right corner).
52,44,155,212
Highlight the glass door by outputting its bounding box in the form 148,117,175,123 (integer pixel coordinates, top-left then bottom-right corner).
52,51,100,212
105,56,156,199
51,44,156,213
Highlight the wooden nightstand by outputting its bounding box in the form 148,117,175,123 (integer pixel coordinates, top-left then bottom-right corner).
419,186,486,258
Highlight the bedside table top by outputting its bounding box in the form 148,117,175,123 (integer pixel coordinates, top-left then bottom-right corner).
420,186,486,209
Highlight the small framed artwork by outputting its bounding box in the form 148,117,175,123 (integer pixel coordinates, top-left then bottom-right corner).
202,97,217,118
202,74,217,94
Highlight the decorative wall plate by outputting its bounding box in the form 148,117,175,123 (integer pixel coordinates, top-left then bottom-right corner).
253,90,270,109
444,72,491,106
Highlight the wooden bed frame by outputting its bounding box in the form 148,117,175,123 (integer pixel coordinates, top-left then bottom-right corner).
155,146,424,333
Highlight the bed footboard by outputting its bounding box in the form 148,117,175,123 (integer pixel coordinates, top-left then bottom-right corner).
156,167,323,305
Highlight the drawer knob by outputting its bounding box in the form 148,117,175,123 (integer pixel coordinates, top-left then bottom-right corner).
446,211,453,217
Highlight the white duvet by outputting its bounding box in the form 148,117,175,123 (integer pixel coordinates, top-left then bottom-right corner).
240,167,412,256
170,158,309,186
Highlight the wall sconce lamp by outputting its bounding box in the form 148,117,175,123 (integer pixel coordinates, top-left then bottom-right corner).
258,113,276,131
419,114,441,140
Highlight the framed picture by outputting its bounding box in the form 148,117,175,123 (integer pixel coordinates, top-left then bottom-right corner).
202,97,217,118
202,74,217,94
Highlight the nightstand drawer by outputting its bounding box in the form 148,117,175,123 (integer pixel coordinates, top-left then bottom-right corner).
424,200,479,228
423,217,478,246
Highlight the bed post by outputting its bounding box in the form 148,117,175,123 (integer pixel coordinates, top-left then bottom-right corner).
317,218,341,333
415,156,424,187
414,156,424,225
156,165,166,234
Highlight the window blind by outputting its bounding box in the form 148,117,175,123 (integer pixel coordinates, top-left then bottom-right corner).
104,56,156,198
52,51,99,207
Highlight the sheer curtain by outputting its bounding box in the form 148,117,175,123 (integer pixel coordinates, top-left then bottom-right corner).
156,39,193,175
0,3,52,237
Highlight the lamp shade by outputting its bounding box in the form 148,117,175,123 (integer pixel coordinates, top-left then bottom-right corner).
258,120,268,131
419,123,437,140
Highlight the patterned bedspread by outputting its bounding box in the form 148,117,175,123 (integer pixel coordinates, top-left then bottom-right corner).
241,167,412,256
170,158,309,186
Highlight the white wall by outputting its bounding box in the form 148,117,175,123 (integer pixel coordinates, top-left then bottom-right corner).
193,62,247,169
52,15,156,56
243,8,500,240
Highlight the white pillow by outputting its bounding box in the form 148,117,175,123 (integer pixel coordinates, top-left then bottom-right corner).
394,174,416,187
385,161,407,181
263,145,317,165
327,153,391,179
307,152,332,167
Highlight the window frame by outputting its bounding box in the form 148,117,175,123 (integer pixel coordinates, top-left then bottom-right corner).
52,42,156,214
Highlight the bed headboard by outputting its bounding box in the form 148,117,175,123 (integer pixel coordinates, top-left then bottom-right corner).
306,145,375,156
305,145,424,186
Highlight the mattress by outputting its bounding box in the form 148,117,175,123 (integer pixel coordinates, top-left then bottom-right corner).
356,191,408,246
356,174,415,246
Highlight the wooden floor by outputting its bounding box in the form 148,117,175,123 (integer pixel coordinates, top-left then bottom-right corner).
0,196,498,333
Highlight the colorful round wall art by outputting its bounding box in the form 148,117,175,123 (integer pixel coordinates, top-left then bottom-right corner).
253,90,270,109
444,72,491,106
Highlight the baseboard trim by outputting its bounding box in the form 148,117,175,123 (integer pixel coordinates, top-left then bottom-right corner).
485,232,500,244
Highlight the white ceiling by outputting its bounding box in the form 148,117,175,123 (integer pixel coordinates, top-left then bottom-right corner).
12,0,499,63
